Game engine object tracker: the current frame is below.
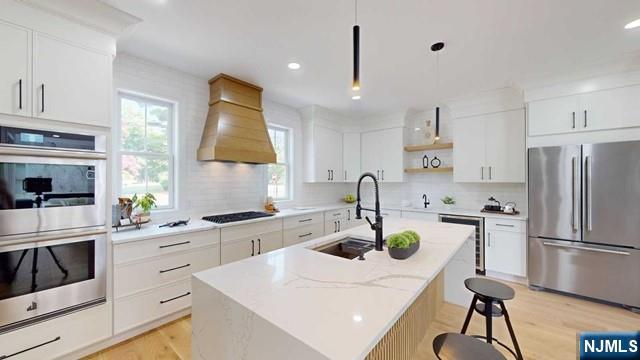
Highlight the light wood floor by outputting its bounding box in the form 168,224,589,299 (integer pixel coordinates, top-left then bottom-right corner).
86,280,640,360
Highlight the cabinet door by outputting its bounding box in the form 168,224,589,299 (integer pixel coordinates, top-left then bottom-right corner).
361,130,381,178
485,230,526,277
528,95,579,136
313,125,343,181
579,85,640,132
33,33,111,127
343,132,361,181
378,127,404,182
257,230,283,255
324,220,340,234
484,109,525,183
0,21,30,116
453,116,486,182
221,238,254,265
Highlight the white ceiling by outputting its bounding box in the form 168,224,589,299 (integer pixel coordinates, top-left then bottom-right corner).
105,0,640,117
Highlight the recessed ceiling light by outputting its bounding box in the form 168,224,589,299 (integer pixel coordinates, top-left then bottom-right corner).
288,62,301,70
625,18,640,29
352,95,361,100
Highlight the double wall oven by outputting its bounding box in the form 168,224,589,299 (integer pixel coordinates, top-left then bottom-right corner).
0,126,107,333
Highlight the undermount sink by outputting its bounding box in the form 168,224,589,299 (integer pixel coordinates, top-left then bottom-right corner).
312,237,376,260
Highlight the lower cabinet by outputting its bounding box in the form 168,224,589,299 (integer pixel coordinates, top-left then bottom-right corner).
220,219,283,265
484,218,527,277
0,304,110,360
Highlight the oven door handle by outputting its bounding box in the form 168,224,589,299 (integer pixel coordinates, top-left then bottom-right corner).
0,146,107,160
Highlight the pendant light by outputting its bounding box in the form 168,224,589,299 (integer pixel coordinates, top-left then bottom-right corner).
352,0,360,91
431,42,444,141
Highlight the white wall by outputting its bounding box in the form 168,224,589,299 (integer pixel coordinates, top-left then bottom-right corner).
113,54,346,221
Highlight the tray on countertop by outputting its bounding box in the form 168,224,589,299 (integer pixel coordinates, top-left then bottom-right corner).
480,209,521,216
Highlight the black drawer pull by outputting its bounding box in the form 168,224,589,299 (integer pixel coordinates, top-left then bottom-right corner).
18,79,22,110
159,263,191,274
40,84,45,113
159,241,191,249
332,213,341,216
298,232,313,238
160,292,191,304
1,336,61,359
299,218,313,223
495,224,515,227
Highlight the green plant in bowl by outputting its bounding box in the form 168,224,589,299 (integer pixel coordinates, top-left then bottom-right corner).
132,193,157,222
402,230,420,244
387,233,412,249
441,196,456,205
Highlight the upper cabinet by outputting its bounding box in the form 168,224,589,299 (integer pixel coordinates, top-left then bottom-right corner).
361,127,404,182
0,21,30,117
342,132,361,182
33,34,111,127
453,109,525,183
0,18,113,128
304,123,343,182
528,85,640,136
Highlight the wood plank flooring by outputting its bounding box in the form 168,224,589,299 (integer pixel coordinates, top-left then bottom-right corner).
85,280,640,360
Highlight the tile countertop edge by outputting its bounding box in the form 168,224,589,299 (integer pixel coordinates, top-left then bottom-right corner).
192,219,475,360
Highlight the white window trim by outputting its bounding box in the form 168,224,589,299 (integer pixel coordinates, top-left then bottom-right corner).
267,123,293,202
116,91,178,211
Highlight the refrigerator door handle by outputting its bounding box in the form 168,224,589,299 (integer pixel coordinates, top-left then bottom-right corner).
542,241,630,256
585,155,592,231
571,156,578,232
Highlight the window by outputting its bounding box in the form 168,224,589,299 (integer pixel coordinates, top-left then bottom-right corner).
267,125,292,201
119,93,175,209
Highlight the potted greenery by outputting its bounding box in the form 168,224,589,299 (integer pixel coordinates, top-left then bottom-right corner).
386,230,421,260
441,195,456,210
132,193,157,223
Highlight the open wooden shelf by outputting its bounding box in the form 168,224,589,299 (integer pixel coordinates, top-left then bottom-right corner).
404,167,453,174
404,142,453,152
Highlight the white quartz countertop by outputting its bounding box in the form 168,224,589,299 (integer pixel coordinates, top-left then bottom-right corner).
192,218,474,360
394,206,528,220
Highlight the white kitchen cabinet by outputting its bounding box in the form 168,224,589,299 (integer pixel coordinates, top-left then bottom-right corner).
284,223,324,246
220,219,283,264
304,124,343,182
33,33,111,127
453,109,525,183
528,85,640,136
361,127,404,182
325,219,346,234
484,218,526,278
343,132,361,181
0,21,30,117
528,95,579,136
579,85,640,132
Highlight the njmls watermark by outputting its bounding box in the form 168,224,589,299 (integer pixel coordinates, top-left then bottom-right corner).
579,331,640,359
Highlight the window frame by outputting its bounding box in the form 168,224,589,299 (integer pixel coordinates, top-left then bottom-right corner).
267,124,293,202
117,91,177,211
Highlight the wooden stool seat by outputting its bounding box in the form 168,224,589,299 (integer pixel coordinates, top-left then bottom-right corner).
433,333,506,360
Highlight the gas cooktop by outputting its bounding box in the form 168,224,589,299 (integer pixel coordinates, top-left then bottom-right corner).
202,211,275,224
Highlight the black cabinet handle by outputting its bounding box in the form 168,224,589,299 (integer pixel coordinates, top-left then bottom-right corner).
18,79,22,110
381,170,384,181
159,263,191,274
328,170,331,181
337,220,341,232
258,238,261,254
251,239,255,256
347,209,351,221
1,336,61,359
298,232,312,238
584,110,587,128
495,223,515,228
159,241,190,249
572,111,576,129
160,292,190,304
41,84,45,113
299,218,312,223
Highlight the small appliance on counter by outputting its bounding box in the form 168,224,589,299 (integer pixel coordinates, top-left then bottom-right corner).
481,196,520,215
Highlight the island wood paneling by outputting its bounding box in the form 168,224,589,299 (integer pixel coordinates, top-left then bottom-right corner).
365,271,444,360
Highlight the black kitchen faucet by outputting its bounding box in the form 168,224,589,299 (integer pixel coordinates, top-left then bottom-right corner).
355,172,384,251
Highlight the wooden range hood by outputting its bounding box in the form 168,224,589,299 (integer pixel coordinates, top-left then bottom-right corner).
197,74,277,163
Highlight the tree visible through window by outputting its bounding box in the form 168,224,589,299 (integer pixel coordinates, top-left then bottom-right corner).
119,93,174,209
268,125,291,201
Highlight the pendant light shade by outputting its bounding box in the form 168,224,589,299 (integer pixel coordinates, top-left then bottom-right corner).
353,24,360,91
431,42,445,141
435,106,440,141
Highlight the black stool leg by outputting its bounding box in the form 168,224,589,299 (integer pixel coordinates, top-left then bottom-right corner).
460,294,478,334
499,300,523,360
485,299,493,344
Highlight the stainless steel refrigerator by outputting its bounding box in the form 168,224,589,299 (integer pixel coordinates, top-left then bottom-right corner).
528,141,640,311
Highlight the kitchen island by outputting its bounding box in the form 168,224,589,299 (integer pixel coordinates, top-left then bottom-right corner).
191,218,475,360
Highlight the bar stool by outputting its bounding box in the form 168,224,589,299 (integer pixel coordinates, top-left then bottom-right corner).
433,333,506,360
460,277,523,360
